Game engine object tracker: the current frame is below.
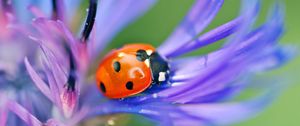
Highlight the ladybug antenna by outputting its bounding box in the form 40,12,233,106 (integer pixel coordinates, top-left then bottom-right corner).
80,0,98,42
51,0,64,20
64,43,77,91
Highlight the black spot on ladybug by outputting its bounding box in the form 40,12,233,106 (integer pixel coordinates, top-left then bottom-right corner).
136,49,149,62
113,61,121,72
99,82,106,93
126,81,134,90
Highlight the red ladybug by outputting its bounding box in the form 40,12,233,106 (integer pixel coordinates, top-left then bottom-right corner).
96,44,169,99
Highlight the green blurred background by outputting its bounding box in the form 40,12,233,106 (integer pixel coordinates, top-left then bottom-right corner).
93,0,300,125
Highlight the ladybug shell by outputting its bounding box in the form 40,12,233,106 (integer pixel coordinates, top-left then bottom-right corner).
96,44,155,99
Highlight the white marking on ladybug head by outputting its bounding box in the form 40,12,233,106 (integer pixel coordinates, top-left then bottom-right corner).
146,50,153,56
158,72,166,82
144,59,150,68
118,52,125,57
129,67,145,79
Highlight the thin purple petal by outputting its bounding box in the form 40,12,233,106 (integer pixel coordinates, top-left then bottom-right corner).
24,57,53,102
158,0,264,100
165,18,241,58
61,90,78,118
158,0,224,57
178,92,276,125
7,101,42,126
0,93,8,126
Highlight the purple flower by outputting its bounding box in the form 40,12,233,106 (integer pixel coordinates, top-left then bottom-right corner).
0,1,53,125
1,0,293,126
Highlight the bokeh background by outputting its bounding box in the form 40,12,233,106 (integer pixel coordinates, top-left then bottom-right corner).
83,0,300,125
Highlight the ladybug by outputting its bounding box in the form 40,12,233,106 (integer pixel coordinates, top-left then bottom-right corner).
96,44,169,99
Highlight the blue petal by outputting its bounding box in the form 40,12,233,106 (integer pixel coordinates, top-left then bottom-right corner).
178,89,278,125
166,18,241,58
157,0,281,103
158,0,224,57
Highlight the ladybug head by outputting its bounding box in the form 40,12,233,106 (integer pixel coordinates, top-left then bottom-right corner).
96,44,155,99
